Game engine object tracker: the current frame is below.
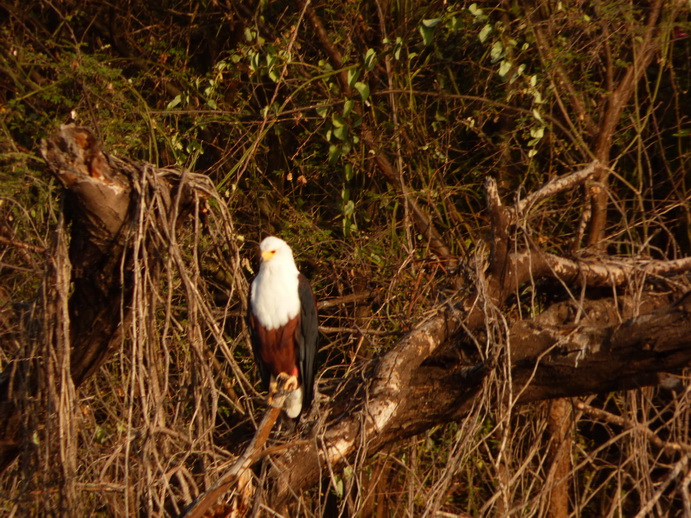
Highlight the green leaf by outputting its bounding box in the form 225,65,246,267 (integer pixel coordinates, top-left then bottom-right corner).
166,94,182,110
343,199,355,217
393,37,403,60
328,144,341,164
316,105,329,118
490,41,504,62
498,60,512,77
333,125,348,140
419,24,435,46
530,126,544,139
354,82,370,102
364,48,377,71
318,59,333,72
347,68,360,87
332,113,346,128
250,51,260,72
478,24,492,43
333,475,344,498
95,425,107,444
345,163,354,181
266,52,276,69
469,4,488,21
422,18,442,28
469,3,483,17
343,99,355,117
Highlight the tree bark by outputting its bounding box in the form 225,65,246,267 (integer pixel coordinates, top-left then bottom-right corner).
0,126,189,473
263,291,691,507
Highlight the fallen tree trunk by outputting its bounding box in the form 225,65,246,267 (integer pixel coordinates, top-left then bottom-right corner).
262,290,690,507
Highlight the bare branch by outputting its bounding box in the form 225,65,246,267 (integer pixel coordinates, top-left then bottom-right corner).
542,253,691,287
588,0,669,247
485,177,509,279
183,407,281,518
575,401,691,455
265,291,691,505
512,161,602,219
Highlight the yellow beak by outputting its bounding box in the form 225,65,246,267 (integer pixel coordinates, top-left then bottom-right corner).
261,250,275,262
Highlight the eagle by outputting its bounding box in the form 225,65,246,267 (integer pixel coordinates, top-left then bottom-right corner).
248,236,318,418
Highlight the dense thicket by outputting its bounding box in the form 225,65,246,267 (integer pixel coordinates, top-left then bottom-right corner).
0,1,689,517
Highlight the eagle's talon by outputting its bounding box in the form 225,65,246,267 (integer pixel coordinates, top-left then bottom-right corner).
267,372,299,408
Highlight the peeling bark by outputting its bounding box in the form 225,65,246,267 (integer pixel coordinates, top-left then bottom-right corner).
262,291,691,507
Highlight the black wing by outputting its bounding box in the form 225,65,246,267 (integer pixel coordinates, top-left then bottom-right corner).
248,296,271,391
296,274,319,412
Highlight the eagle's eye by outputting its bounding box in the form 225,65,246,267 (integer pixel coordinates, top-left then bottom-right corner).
261,249,277,261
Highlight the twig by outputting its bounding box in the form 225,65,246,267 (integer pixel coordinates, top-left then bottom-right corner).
182,406,281,518
319,325,399,336
0,235,46,254
511,161,602,219
633,454,690,518
317,291,375,310
575,401,691,455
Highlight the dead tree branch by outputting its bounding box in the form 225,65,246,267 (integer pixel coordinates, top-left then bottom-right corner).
183,407,282,518
2,129,689,514
252,165,691,508
261,290,690,508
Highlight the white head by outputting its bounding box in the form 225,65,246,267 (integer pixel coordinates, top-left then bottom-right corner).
258,236,296,266
250,236,301,330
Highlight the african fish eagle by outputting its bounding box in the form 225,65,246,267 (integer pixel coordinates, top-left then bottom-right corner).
249,236,318,418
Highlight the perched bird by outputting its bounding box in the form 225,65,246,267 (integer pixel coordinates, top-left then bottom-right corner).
248,236,318,418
